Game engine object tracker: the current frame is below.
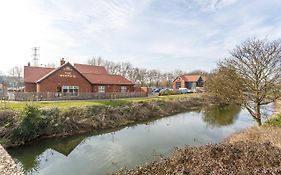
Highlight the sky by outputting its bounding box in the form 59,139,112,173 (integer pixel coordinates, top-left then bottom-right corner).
1,0,281,75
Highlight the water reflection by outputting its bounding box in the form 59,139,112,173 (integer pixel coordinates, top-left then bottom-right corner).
8,135,86,171
202,105,241,127
8,106,255,175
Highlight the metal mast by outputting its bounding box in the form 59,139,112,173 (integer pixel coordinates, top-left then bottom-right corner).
32,47,40,66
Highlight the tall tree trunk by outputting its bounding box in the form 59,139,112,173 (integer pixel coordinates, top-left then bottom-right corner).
255,103,262,126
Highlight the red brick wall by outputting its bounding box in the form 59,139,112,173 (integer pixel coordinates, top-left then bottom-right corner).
173,77,185,89
37,65,92,93
92,85,134,93
24,83,36,92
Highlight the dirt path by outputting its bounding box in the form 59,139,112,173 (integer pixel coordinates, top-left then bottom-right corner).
0,144,23,175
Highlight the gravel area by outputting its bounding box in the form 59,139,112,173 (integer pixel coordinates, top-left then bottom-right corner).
114,126,281,175
0,144,23,175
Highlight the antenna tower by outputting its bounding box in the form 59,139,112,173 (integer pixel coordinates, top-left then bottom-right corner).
32,47,40,66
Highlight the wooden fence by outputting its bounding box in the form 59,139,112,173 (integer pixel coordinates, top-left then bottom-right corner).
10,91,148,101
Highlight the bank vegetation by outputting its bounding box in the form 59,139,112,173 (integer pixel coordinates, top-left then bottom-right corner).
0,94,204,148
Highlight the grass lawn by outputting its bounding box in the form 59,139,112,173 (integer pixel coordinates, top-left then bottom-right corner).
1,93,200,111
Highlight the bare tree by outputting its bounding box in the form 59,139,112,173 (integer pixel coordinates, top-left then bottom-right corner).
46,63,56,68
206,38,281,126
87,57,192,87
186,70,208,76
8,66,23,88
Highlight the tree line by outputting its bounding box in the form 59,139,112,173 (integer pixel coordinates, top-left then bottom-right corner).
87,57,207,87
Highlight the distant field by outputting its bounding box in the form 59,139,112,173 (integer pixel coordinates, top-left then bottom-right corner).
1,93,200,111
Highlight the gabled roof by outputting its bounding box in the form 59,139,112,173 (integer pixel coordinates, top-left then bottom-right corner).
24,66,55,83
174,75,203,82
36,62,91,84
201,76,207,82
82,73,134,85
74,63,108,74
24,62,133,86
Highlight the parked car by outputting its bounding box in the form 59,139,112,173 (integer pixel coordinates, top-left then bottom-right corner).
152,88,161,93
178,88,192,94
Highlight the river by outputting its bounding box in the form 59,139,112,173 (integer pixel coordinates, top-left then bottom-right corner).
8,106,256,175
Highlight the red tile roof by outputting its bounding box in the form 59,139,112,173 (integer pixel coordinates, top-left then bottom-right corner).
82,73,134,85
36,62,92,84
24,66,55,83
74,63,108,74
24,63,133,85
173,75,203,82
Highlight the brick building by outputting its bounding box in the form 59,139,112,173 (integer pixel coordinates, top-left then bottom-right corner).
172,75,205,90
24,59,134,94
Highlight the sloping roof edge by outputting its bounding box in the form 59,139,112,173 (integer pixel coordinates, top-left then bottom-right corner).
173,75,202,82
82,73,134,85
36,62,92,84
24,66,55,83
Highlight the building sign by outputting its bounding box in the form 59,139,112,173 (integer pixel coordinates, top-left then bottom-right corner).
59,66,76,78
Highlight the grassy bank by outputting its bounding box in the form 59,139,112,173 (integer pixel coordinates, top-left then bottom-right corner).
2,94,200,111
0,94,203,148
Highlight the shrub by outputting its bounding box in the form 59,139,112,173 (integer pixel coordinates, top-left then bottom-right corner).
265,113,281,127
159,89,181,96
11,105,51,143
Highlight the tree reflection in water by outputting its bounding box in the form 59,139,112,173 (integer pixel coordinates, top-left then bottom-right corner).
202,105,241,127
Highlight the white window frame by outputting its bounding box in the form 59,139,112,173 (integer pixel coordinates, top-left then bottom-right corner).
98,86,105,93
121,86,127,93
62,86,79,96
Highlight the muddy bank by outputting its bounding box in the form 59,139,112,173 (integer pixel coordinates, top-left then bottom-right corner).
0,144,23,175
0,96,204,148
113,126,281,175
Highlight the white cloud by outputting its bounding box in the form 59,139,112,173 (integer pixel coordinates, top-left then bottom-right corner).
0,0,281,74
192,0,238,11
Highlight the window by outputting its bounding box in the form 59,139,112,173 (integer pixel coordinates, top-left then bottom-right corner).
121,86,127,93
185,82,193,89
196,78,204,87
62,86,79,96
175,82,181,89
98,86,105,93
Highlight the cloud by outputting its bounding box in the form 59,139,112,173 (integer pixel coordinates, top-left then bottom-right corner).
1,0,281,74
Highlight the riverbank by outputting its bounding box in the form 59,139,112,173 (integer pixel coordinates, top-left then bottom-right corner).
0,94,204,148
113,124,281,174
0,144,23,175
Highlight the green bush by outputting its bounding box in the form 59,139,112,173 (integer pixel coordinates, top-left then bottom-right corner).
265,113,281,127
159,90,181,96
11,105,51,143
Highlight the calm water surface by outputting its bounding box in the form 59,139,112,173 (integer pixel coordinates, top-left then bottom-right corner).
8,106,256,175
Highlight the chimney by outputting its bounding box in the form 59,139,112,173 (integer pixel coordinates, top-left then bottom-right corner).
27,62,30,66
60,58,66,66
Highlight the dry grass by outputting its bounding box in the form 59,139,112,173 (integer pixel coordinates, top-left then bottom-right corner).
114,141,281,175
225,126,281,148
